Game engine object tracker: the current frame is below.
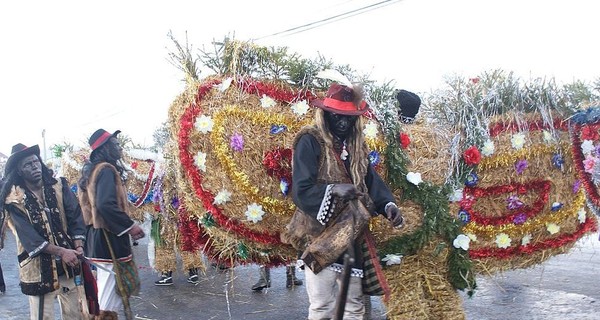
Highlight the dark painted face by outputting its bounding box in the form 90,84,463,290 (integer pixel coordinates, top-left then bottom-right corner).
107,137,123,160
324,111,358,139
18,154,42,184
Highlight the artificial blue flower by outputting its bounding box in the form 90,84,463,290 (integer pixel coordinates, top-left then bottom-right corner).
458,209,471,224
270,125,287,134
465,173,479,187
368,150,380,166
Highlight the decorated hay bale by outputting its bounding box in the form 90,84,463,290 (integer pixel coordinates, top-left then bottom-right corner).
60,148,161,222
450,113,597,273
166,75,396,266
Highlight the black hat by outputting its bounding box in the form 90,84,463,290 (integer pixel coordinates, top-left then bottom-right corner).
5,143,41,176
396,90,421,123
88,129,121,151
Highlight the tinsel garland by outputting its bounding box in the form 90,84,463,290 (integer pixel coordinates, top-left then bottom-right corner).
469,217,597,259
463,192,586,238
177,80,288,246
133,161,156,207
488,118,567,138
478,143,570,170
237,77,315,103
461,180,551,225
379,125,476,295
571,123,600,208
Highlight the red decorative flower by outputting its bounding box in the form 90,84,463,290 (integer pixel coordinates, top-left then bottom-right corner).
463,146,481,166
131,161,138,169
399,133,411,149
581,126,600,141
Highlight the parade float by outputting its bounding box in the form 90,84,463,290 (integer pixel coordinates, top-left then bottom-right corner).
161,38,599,319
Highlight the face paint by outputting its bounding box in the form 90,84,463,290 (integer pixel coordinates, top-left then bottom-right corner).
324,111,358,139
107,137,123,160
18,154,42,184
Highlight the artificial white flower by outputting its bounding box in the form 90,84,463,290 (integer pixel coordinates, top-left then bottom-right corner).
495,233,512,249
213,189,232,205
216,77,233,92
195,115,214,134
521,234,532,246
577,208,587,224
466,233,477,242
481,140,495,157
245,203,265,223
363,121,378,140
453,234,471,251
448,188,464,202
290,100,310,116
194,151,207,172
406,172,422,185
581,140,595,155
542,130,555,144
381,254,403,266
511,133,526,150
546,223,560,235
260,94,276,108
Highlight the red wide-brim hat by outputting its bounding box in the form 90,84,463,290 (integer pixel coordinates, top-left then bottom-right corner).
310,83,369,116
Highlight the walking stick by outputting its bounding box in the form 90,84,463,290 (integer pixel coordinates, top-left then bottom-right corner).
103,230,134,320
334,213,356,320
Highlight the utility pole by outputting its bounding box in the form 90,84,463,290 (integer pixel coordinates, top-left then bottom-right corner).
42,129,47,161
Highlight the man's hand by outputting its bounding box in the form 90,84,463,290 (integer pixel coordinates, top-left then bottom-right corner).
331,184,364,200
385,203,404,228
128,224,145,241
59,247,81,267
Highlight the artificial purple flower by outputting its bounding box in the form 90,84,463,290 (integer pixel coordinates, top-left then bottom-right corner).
368,150,380,166
573,180,581,193
230,133,244,152
507,195,524,210
515,159,528,174
171,196,180,209
513,213,527,224
595,144,600,157
551,202,564,211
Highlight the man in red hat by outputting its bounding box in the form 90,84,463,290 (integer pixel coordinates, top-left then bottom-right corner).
1,143,87,319
283,83,404,319
78,129,145,320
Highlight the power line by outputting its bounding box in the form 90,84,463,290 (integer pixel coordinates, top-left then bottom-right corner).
253,0,403,41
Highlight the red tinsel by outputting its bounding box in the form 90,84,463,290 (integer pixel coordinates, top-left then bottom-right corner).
469,217,597,259
263,148,293,184
461,180,551,225
488,118,568,138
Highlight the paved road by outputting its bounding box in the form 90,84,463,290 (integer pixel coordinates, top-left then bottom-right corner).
1,231,599,319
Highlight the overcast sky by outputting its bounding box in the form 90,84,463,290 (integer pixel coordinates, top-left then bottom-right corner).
1,0,598,157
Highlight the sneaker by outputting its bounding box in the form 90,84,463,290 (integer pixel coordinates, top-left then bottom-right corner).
154,275,173,286
187,274,199,284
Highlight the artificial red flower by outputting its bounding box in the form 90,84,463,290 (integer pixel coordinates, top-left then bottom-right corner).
581,126,600,141
463,146,481,166
399,133,411,149
131,161,138,169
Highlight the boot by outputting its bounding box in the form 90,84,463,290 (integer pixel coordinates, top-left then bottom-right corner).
96,310,119,320
251,265,271,291
286,265,303,288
